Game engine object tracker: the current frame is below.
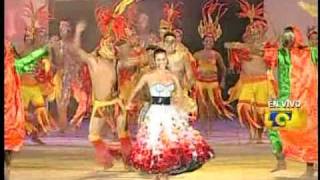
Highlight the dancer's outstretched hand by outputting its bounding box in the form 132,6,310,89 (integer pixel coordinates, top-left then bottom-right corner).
75,20,87,33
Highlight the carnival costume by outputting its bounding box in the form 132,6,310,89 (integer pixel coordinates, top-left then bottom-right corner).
20,0,56,135
226,0,277,136
69,65,92,128
307,26,318,65
157,1,198,124
88,0,137,167
129,83,214,175
193,0,234,121
264,26,318,165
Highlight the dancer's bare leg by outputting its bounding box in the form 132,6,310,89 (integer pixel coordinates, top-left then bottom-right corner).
88,116,114,170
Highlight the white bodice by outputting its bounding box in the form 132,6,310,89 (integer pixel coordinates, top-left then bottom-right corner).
149,83,175,97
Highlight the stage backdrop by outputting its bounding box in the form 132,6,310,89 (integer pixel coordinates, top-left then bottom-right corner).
264,0,317,42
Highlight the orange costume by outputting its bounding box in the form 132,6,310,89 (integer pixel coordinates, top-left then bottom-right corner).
264,26,318,163
5,40,25,152
88,0,136,168
69,65,92,128
193,0,234,121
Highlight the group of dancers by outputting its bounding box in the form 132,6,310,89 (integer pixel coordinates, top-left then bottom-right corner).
4,0,318,180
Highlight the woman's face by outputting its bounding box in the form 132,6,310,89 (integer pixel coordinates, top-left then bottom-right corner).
154,52,168,70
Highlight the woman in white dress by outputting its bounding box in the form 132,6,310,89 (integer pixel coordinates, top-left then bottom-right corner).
126,48,214,180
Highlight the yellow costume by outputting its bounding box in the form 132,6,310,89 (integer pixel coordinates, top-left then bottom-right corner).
21,85,45,108
89,97,127,142
47,70,63,102
228,74,277,128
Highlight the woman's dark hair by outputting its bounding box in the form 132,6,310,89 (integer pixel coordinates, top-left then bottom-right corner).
163,32,176,39
153,48,167,59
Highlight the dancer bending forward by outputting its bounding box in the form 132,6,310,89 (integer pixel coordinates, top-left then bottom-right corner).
127,48,214,180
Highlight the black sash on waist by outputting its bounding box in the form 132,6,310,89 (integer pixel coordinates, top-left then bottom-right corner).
151,96,171,105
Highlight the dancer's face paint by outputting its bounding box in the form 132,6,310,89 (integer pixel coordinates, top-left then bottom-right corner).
154,52,168,70
164,35,176,54
203,36,214,50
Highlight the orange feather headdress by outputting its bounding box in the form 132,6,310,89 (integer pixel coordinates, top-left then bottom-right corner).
198,0,228,41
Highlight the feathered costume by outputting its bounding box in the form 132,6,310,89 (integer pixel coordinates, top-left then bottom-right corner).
88,0,137,167
193,0,234,121
226,0,277,139
20,0,57,135
5,40,26,152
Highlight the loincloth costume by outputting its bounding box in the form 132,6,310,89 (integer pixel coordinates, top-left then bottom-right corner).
228,74,277,128
89,96,132,166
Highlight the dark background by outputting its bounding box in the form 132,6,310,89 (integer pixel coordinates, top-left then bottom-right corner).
49,0,263,92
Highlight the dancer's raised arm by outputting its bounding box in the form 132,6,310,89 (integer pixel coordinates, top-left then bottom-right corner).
70,21,95,67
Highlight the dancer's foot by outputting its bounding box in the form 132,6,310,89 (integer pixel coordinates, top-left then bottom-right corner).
270,160,287,173
103,163,114,170
152,175,160,180
300,163,316,179
159,174,169,180
31,137,46,145
256,139,264,144
124,164,134,172
5,151,13,180
248,138,255,144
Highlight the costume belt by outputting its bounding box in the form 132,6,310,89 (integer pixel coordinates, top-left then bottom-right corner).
91,97,125,120
151,96,171,105
240,74,268,84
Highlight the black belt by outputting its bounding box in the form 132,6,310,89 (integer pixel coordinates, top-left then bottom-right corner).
151,96,171,105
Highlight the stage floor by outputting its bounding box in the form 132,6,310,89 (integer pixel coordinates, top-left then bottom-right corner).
10,121,318,180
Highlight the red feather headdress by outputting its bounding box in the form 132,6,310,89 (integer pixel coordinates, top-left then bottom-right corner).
22,0,51,38
237,0,267,39
95,0,137,42
160,1,183,32
198,0,228,41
